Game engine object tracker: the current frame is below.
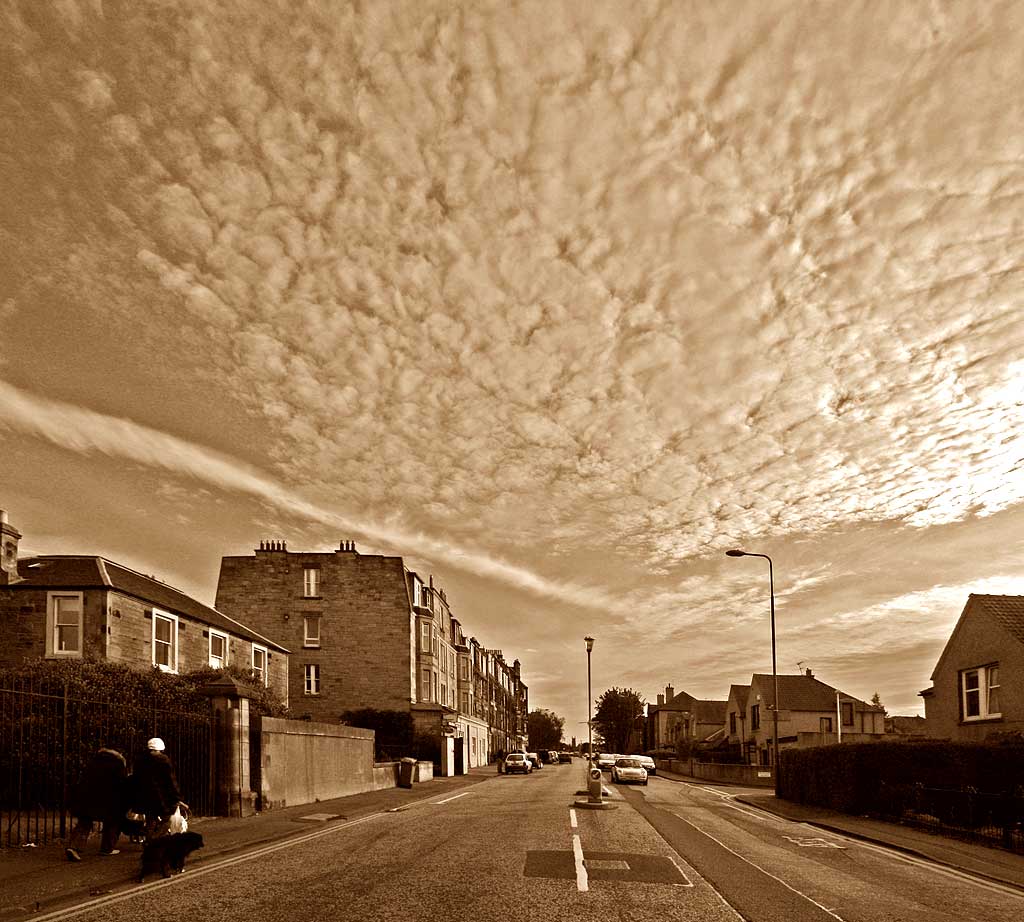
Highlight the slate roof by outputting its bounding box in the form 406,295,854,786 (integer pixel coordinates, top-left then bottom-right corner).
751,673,881,713
649,689,696,713
970,594,1024,645
694,699,727,724
15,556,288,652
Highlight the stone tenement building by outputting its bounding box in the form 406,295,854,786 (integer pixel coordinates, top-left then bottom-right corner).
215,539,527,767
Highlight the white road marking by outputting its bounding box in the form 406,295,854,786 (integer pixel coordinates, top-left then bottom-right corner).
572,833,589,892
670,809,847,921
569,808,578,828
431,791,473,805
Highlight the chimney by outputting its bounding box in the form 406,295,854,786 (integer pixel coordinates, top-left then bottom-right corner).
805,668,813,678
1,510,23,586
665,685,674,701
657,694,665,706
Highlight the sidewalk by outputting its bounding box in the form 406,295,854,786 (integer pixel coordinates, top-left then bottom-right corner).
0,767,499,920
654,766,1024,892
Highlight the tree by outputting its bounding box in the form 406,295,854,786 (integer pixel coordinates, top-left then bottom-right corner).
592,687,645,753
871,692,887,715
527,708,565,750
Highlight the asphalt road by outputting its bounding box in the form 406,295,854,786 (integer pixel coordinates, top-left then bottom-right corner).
33,767,1024,921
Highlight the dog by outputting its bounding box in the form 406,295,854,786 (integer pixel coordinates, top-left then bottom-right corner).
138,832,204,881
120,815,146,844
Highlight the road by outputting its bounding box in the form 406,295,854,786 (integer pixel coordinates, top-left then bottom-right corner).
36,765,1024,921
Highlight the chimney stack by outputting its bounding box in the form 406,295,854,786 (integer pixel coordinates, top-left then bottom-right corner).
657,694,665,706
665,685,675,701
1,509,23,586
805,667,813,678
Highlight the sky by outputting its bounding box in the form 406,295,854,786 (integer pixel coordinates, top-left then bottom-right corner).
3,0,1024,737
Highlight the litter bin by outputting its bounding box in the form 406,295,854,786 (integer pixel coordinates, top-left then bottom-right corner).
398,757,416,788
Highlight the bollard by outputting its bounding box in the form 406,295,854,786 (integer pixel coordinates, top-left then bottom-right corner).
588,766,603,804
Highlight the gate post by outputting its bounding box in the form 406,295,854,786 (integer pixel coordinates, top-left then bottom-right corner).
201,676,257,818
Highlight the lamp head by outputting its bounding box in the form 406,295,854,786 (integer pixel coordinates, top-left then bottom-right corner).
725,549,747,557
584,636,594,652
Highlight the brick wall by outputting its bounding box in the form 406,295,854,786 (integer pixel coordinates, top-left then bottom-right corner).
215,547,414,721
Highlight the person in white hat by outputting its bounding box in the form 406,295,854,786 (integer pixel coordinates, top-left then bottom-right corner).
130,738,181,841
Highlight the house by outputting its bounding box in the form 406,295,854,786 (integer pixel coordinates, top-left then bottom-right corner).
920,594,1024,740
741,670,886,766
725,683,751,748
885,715,928,738
215,539,527,767
645,684,727,750
0,510,289,699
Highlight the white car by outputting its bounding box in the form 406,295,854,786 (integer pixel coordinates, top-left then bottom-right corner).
631,754,657,776
611,757,648,785
595,752,618,772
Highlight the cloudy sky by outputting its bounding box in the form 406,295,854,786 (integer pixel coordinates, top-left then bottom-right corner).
3,0,1023,734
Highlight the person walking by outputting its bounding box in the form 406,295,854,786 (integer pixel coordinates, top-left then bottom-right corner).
66,747,128,861
130,737,182,841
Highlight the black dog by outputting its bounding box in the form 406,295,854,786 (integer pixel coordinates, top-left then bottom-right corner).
139,832,204,881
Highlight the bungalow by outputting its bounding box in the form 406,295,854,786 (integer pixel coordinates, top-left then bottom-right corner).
646,684,727,750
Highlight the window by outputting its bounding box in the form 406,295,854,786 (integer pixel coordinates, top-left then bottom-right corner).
152,610,178,673
729,712,737,735
441,682,447,705
303,615,321,648
412,579,421,608
820,717,833,733
459,656,470,682
751,704,760,730
961,664,1001,720
252,644,268,685
304,664,321,695
46,592,83,657
303,567,320,598
840,701,854,726
420,621,430,653
420,668,431,702
209,630,228,668
461,691,470,713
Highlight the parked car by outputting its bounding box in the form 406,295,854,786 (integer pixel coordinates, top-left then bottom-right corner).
527,752,543,769
611,757,648,785
595,752,618,772
504,753,532,774
558,751,573,763
543,749,560,764
632,754,656,776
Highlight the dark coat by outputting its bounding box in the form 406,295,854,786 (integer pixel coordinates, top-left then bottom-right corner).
72,748,128,820
130,749,182,819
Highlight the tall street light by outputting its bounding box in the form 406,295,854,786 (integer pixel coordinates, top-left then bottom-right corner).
726,549,781,785
584,636,595,761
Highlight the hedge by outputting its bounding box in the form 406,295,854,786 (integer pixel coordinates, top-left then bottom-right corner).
778,740,1024,815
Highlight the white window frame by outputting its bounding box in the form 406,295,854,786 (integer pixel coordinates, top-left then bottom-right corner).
252,644,269,686
420,620,430,653
420,667,432,702
152,609,179,673
209,629,229,668
303,567,320,598
45,592,84,658
303,615,321,648
961,664,1001,720
412,578,421,608
304,663,321,696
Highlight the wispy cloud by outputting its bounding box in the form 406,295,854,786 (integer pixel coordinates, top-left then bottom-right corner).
0,379,613,609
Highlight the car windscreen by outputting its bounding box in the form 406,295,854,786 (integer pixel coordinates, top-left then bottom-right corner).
615,759,641,767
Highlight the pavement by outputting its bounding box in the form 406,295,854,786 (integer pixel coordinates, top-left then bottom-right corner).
654,766,1024,893
4,762,1024,919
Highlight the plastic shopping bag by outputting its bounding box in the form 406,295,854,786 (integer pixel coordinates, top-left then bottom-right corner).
167,804,188,835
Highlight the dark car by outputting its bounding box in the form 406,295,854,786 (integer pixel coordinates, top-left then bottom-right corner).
558,751,573,763
543,749,560,764
527,752,543,769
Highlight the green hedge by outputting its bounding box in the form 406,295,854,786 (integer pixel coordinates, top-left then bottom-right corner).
778,740,1024,814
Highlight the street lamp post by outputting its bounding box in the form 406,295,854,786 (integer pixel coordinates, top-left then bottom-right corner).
584,637,595,759
726,549,781,786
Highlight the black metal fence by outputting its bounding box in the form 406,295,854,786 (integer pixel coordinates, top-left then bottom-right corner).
878,781,1024,853
1,676,214,847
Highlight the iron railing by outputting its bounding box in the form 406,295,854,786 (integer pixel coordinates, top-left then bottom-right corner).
1,677,214,847
877,781,1024,853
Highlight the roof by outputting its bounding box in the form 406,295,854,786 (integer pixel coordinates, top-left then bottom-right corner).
750,673,882,713
694,699,727,724
649,689,696,714
886,716,928,735
969,594,1024,645
15,556,288,652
